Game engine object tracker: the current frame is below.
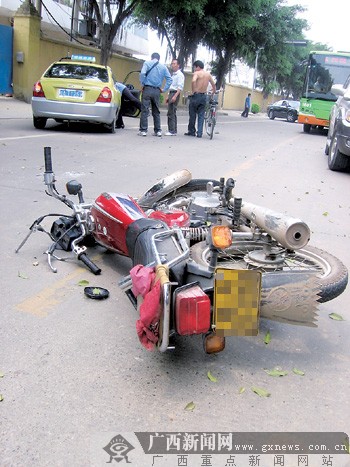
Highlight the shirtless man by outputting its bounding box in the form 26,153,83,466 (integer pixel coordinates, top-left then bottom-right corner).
185,60,216,138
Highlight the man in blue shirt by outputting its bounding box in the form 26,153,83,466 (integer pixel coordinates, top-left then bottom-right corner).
139,52,172,137
241,93,251,118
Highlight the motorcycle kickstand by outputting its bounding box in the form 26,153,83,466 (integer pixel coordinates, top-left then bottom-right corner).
15,222,47,253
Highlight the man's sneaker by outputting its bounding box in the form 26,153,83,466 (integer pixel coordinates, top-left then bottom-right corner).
154,131,162,137
165,131,176,136
138,131,147,136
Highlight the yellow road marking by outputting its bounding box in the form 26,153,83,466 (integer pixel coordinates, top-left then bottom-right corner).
16,255,103,317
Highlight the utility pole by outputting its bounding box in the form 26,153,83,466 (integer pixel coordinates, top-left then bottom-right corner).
252,47,263,90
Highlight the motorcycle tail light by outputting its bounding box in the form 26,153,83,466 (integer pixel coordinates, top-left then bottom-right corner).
97,87,112,103
33,81,45,97
211,225,232,249
175,284,211,336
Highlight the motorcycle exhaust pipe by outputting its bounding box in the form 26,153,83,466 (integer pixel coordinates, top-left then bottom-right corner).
240,201,310,250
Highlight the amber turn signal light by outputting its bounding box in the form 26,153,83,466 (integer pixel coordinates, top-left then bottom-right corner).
211,225,232,249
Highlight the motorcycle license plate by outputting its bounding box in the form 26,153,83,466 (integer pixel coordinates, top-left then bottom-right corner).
214,268,261,337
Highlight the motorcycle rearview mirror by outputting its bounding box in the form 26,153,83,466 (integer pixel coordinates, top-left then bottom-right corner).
66,180,84,203
66,180,82,195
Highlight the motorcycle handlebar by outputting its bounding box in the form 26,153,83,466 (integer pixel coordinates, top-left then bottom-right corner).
79,253,101,275
44,147,53,173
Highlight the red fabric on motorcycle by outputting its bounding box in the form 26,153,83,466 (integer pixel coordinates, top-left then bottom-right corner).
130,264,155,298
130,265,161,351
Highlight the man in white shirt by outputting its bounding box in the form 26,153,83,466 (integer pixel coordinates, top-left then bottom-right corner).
165,59,185,136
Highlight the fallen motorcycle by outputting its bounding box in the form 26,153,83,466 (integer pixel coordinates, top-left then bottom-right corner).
16,147,348,353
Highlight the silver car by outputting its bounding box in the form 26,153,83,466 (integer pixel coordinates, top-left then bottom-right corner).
31,55,121,133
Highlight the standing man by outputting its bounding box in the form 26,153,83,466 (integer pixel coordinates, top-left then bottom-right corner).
139,52,172,137
165,58,185,136
185,60,216,138
241,93,251,117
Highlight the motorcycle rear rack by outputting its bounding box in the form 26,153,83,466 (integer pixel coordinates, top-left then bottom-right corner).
119,227,190,352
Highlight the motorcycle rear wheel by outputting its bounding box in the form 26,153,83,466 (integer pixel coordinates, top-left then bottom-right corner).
190,241,348,303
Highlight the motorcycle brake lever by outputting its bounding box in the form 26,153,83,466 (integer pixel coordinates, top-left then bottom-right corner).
46,249,58,273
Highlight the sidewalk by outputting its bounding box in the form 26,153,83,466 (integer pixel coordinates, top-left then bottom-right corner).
0,95,32,119
0,95,261,120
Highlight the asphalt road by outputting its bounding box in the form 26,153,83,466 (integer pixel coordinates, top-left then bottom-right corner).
0,98,349,467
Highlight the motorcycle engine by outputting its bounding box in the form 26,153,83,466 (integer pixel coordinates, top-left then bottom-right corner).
186,192,221,224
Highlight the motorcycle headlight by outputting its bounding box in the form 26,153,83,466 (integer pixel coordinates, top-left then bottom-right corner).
211,225,232,249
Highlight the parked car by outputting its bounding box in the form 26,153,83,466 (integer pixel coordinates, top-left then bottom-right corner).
325,75,350,171
32,55,124,133
267,100,300,122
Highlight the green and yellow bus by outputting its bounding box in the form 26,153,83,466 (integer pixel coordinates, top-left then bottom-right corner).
298,51,350,133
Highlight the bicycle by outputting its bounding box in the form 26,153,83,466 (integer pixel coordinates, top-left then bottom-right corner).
204,90,220,139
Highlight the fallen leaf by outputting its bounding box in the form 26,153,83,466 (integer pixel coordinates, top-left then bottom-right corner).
264,330,271,344
239,387,246,394
322,212,329,216
329,313,344,321
184,401,196,411
92,287,102,295
78,280,89,286
0,395,3,401
0,372,3,378
18,271,28,279
292,368,305,376
264,368,288,377
207,371,217,383
251,386,271,397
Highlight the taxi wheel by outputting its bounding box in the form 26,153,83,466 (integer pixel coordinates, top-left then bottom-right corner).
33,116,47,129
106,118,116,134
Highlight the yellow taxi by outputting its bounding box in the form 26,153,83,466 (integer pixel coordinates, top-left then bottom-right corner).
32,55,122,133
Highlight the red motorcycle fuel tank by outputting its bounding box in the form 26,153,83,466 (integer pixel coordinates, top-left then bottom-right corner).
91,192,146,255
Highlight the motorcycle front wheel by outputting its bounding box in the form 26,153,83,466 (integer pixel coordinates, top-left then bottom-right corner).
190,241,348,303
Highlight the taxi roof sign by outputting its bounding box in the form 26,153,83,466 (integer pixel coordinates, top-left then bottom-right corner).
70,54,96,63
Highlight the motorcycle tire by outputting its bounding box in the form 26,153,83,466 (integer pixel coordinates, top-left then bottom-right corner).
152,179,221,207
190,241,348,303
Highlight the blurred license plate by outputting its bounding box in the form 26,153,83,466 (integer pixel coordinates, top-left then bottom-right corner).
214,268,261,337
58,89,84,99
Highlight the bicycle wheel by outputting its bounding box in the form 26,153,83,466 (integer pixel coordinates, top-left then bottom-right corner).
205,109,216,139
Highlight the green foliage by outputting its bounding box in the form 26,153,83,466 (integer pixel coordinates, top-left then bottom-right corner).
133,0,312,95
251,103,260,114
133,0,207,67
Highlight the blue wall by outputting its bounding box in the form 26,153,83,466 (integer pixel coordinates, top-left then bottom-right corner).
0,25,13,94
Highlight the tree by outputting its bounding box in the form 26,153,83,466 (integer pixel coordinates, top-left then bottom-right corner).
240,1,307,97
201,0,266,89
133,0,208,68
89,0,140,65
